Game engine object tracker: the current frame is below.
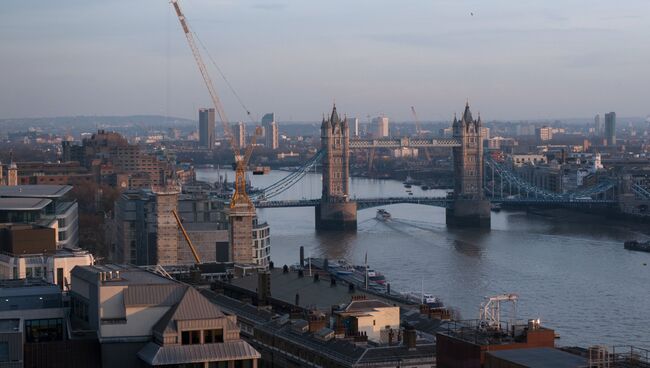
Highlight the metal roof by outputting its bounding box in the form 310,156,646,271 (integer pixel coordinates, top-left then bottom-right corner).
152,287,227,336
0,197,51,211
137,340,260,365
0,185,72,199
72,264,176,286
486,347,588,368
123,284,186,307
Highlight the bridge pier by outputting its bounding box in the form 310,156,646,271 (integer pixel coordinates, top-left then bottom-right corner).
315,201,357,231
446,199,491,228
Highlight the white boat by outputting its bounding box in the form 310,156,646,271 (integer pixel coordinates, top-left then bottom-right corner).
406,292,442,306
376,209,391,221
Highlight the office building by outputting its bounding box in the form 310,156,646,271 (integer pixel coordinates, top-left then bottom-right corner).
0,185,78,248
233,121,246,148
348,117,360,136
0,279,101,367
536,126,553,141
605,111,616,146
69,264,260,368
199,107,216,149
111,188,269,267
594,113,602,136
261,113,279,150
371,116,389,138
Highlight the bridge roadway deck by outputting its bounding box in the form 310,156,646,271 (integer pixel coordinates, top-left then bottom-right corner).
253,197,617,209
349,137,461,149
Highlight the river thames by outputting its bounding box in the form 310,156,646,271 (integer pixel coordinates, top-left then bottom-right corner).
197,167,650,349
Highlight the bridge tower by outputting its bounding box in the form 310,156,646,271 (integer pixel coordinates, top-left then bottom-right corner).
446,102,491,228
316,104,357,230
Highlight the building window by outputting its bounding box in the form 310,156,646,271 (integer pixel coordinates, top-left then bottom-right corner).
182,330,201,345
204,329,224,343
25,318,64,342
208,362,228,368
234,360,253,368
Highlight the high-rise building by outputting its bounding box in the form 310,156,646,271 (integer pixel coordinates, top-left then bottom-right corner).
199,108,216,149
594,114,602,136
232,122,246,148
605,112,616,146
261,113,279,150
372,116,389,138
348,117,360,136
536,126,553,141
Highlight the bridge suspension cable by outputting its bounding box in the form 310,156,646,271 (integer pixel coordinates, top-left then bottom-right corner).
251,150,325,200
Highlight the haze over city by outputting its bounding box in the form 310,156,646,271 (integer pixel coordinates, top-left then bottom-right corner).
2,0,650,121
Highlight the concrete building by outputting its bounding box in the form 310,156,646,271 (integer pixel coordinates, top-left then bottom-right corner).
371,116,389,138
0,245,94,290
233,121,247,149
510,154,548,168
605,111,616,146
0,278,101,368
199,107,216,149
436,319,557,368
536,126,553,141
333,298,400,343
595,113,602,136
348,117,360,136
0,185,79,249
62,130,185,189
111,188,269,267
70,264,260,368
261,113,279,150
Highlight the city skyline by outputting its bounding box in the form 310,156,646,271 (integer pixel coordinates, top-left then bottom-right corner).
1,0,649,122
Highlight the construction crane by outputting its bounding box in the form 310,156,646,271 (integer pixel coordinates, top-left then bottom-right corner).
410,106,431,161
171,209,201,264
479,293,519,329
171,0,260,210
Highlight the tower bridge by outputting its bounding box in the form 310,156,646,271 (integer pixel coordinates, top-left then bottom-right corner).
313,102,490,230
246,102,646,231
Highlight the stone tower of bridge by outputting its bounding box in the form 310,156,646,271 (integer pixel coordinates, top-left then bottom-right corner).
316,104,357,230
446,102,491,227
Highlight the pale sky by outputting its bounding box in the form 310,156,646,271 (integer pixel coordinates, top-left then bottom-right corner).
1,0,649,122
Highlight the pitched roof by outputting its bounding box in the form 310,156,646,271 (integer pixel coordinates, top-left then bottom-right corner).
137,340,260,366
123,284,186,307
462,101,473,123
152,287,227,336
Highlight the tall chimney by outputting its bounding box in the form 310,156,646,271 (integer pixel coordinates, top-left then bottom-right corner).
404,325,417,350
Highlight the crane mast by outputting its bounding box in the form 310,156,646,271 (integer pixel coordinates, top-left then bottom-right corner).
171,0,257,209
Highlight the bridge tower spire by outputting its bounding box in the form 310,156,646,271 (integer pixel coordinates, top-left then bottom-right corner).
447,102,491,228
316,104,357,230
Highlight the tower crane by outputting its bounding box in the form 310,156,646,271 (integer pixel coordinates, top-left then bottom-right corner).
410,106,431,161
171,0,260,210
171,209,201,264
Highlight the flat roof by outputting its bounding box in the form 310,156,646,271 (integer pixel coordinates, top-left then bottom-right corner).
229,268,404,310
72,264,177,287
0,185,72,199
487,347,588,368
0,197,52,211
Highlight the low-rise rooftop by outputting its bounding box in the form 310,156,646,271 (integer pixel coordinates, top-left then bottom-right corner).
72,264,177,286
486,347,587,368
0,197,51,211
0,185,72,199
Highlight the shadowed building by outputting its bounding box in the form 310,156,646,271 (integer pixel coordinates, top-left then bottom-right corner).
199,107,216,149
316,104,357,230
447,102,491,227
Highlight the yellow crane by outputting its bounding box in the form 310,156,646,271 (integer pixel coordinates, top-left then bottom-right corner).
171,0,260,210
171,209,201,264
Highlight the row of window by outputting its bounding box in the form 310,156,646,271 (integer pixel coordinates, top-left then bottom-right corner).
180,328,224,345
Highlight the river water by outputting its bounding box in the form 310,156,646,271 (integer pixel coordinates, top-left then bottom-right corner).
197,167,650,349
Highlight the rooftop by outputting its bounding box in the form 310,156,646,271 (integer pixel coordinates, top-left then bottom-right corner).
0,278,61,297
0,197,52,211
0,185,73,199
228,268,403,311
72,264,177,287
137,340,260,366
487,347,587,368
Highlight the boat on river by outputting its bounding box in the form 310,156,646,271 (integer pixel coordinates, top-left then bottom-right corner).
376,209,391,221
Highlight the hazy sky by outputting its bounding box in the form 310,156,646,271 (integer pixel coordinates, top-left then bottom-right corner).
1,0,649,122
